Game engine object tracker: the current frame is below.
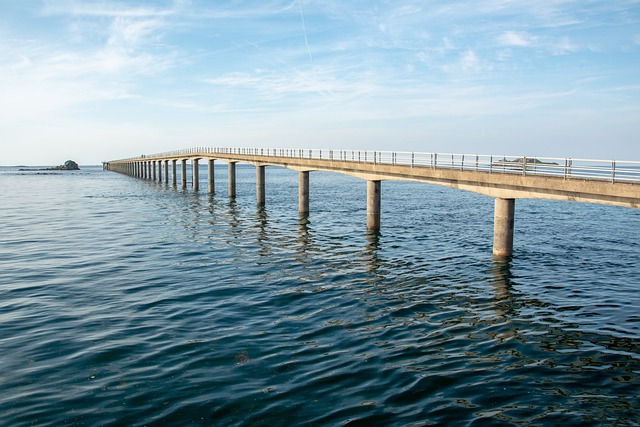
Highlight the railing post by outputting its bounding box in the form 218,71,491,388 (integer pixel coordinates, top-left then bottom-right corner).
612,160,616,183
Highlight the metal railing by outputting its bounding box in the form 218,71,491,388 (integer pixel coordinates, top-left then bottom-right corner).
116,147,640,184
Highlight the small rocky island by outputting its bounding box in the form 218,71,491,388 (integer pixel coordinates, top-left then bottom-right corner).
50,160,80,171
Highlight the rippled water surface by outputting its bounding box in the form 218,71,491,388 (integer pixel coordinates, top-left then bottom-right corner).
1,165,639,426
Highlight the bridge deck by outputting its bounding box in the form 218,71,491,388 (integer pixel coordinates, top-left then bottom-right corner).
111,149,640,209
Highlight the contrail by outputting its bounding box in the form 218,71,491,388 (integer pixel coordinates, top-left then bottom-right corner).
298,0,313,63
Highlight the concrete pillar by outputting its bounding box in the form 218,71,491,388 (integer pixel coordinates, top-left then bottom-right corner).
172,160,177,185
181,159,187,188
147,161,151,179
256,165,265,206
192,159,199,191
152,161,157,181
367,180,381,231
157,160,162,182
208,159,215,193
298,171,309,215
164,161,169,184
228,162,236,198
493,198,515,257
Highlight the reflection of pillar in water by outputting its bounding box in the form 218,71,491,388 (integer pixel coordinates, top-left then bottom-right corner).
489,259,514,318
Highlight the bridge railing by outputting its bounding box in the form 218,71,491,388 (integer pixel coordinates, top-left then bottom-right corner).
120,147,640,184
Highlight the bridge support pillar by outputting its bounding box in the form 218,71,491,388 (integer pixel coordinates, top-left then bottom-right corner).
164,161,169,184
299,171,309,215
256,165,266,206
181,160,187,188
493,198,515,257
208,159,215,193
157,160,162,182
192,159,199,191
172,160,177,185
153,161,157,181
228,162,236,198
367,180,381,231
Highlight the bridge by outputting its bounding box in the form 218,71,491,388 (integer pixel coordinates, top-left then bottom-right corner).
104,148,640,257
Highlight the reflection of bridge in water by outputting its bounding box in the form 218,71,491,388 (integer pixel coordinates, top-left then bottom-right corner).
104,148,640,257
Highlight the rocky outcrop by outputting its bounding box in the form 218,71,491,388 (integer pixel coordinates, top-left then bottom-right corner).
50,160,80,171
19,160,80,172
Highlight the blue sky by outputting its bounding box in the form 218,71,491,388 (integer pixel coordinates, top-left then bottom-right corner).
1,0,639,165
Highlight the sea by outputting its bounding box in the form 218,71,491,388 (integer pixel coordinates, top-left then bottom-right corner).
1,164,639,426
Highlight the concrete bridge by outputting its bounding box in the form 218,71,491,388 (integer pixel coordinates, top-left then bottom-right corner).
104,148,640,257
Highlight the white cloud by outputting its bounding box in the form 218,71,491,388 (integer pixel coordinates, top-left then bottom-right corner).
498,31,537,47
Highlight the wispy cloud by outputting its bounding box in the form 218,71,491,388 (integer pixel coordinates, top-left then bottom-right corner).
498,31,537,47
42,0,184,18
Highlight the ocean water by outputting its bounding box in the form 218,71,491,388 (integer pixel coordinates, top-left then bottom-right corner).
0,164,638,426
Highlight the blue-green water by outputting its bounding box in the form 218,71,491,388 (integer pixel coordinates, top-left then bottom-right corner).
1,165,639,426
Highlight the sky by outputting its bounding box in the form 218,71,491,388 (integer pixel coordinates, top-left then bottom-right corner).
1,0,639,165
